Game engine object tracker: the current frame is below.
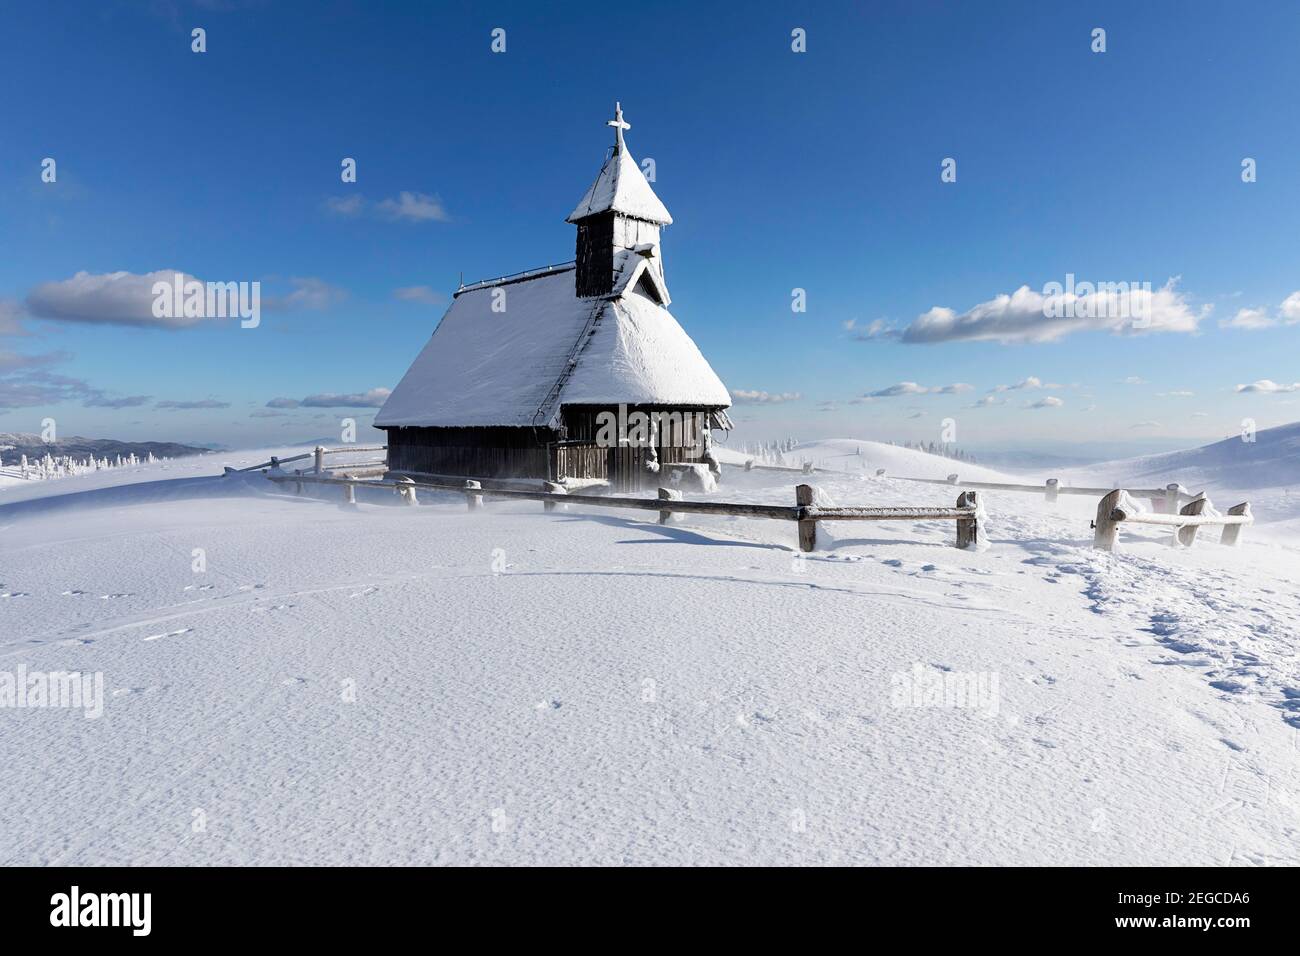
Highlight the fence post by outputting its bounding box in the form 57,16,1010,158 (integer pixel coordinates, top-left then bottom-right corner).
1045,478,1059,504
1093,489,1124,552
293,469,303,495
543,481,565,512
1176,494,1209,547
796,484,817,553
744,459,754,471
314,445,325,474
343,482,355,505
464,480,482,510
400,476,419,506
1221,502,1250,546
956,491,979,549
1164,483,1182,515
658,487,682,524
802,462,813,475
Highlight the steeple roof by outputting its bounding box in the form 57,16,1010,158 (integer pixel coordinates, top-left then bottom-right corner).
566,104,673,225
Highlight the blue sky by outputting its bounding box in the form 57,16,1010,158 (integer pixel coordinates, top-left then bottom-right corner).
1,0,1297,456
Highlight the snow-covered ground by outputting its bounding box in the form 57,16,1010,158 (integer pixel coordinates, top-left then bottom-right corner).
2,436,1299,865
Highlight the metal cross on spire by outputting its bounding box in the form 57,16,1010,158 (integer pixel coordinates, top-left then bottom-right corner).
607,102,630,152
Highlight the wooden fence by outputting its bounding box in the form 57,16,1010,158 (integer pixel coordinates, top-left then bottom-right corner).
259,472,983,553
1092,489,1252,552
872,469,1197,513
728,459,848,476
229,445,388,477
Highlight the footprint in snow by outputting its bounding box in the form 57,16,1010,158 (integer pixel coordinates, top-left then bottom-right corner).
1,592,30,599
349,587,378,598
99,593,133,600
882,559,905,568
61,589,88,596
281,677,308,686
535,699,562,710
1209,679,1247,694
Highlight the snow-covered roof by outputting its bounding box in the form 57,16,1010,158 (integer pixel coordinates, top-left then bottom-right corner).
374,268,729,429
610,248,670,304
566,148,672,225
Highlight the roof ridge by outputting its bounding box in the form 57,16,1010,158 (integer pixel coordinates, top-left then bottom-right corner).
455,261,575,297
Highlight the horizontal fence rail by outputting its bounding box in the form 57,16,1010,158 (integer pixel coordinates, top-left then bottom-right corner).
231,445,387,474
725,459,854,476
872,469,1197,511
1093,489,1252,551
258,472,983,553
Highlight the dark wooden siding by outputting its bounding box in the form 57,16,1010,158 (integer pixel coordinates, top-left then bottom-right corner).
385,426,555,479
561,404,719,491
384,405,725,488
574,214,615,297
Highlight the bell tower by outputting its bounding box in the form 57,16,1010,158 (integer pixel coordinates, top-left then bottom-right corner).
567,103,673,298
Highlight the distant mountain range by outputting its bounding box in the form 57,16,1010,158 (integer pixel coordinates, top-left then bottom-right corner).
0,432,212,463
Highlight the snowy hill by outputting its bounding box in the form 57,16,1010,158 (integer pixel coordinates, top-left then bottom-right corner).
716,437,1017,482
1083,421,1300,492
3,445,1300,865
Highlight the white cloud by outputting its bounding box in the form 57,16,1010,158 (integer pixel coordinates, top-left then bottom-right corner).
1235,380,1300,394
26,270,211,328
329,192,451,223
1281,291,1300,324
845,318,899,341
394,285,446,306
1121,376,1147,385
900,279,1203,344
156,399,230,410
965,395,1005,409
1218,291,1300,330
988,376,1063,393
325,195,364,217
1130,421,1162,429
731,389,802,404
863,381,973,398
1220,307,1274,330
264,277,347,312
377,192,450,222
991,376,1042,392
1156,390,1195,397
1025,396,1064,409
300,387,392,408
84,394,150,408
